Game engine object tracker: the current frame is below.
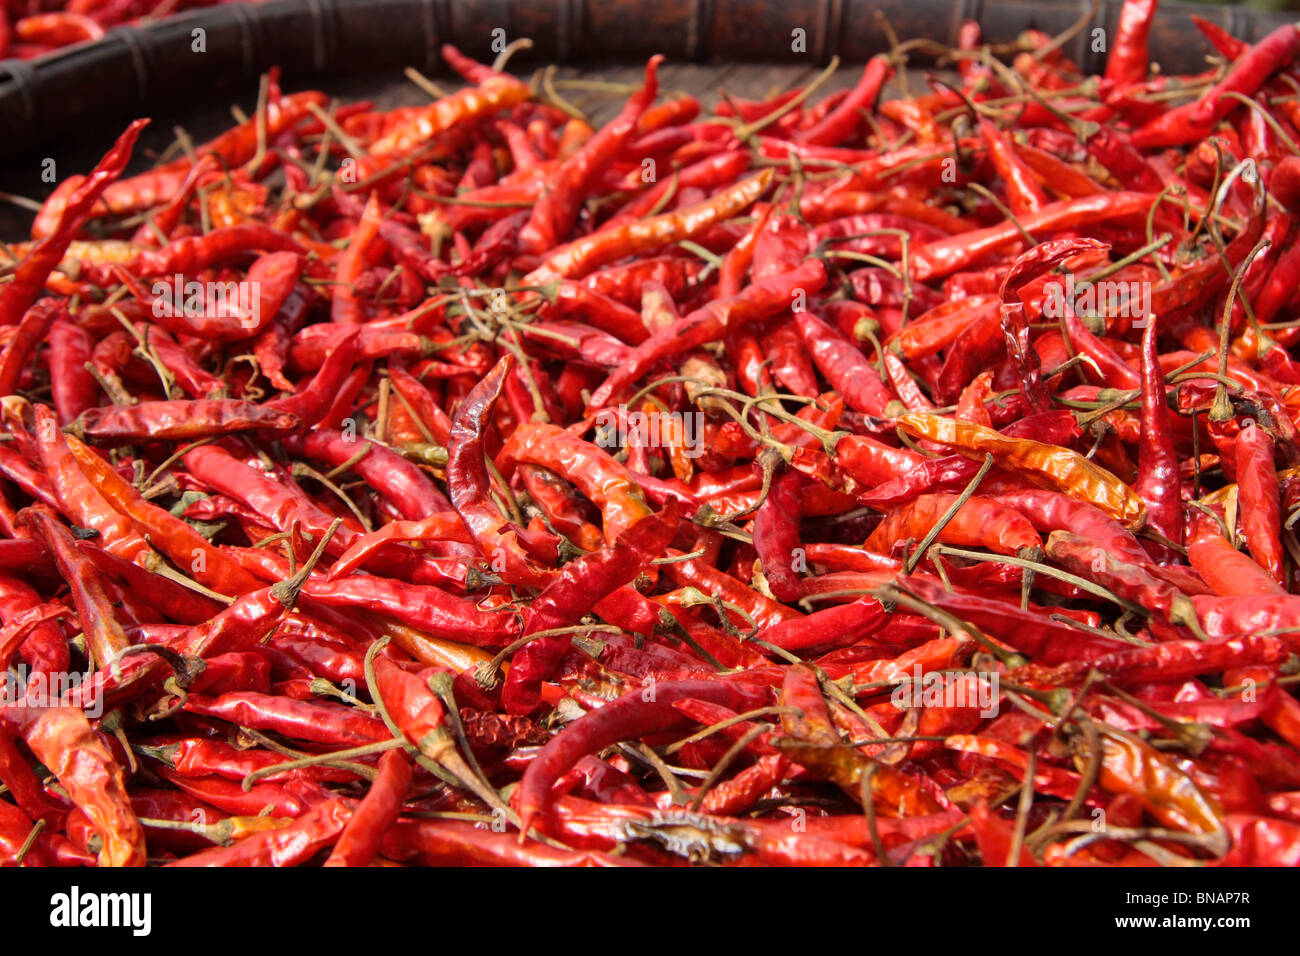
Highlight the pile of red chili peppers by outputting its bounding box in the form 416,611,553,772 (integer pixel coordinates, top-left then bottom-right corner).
5,1,1300,867
0,1,248,61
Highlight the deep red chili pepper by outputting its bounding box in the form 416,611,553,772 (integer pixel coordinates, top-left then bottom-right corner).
1105,0,1158,84
167,799,351,867
502,506,677,714
303,576,517,646
71,399,300,445
793,308,893,417
284,428,455,520
264,328,365,428
18,505,132,670
516,679,770,834
445,354,550,588
2,120,145,325
796,57,891,147
1235,420,1284,583
322,749,411,867
1132,315,1183,558
586,259,824,411
518,57,661,254
1192,24,1300,128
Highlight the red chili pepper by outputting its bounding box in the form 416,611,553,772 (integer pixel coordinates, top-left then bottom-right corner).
1235,420,1284,583
10,22,1300,868
516,679,769,834
167,799,352,867
525,169,773,285
796,57,891,147
303,576,517,646
446,355,550,588
71,399,300,445
21,707,146,867
586,259,824,411
1187,519,1284,598
1104,0,1158,84
185,691,389,747
868,493,1043,557
519,57,661,253
503,506,677,714
3,120,145,324
18,505,132,670
793,308,893,416
1192,24,1300,128
323,749,412,867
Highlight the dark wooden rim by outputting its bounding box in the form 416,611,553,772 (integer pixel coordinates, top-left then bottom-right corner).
0,0,1293,160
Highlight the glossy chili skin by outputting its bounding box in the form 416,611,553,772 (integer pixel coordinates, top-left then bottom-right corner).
1105,0,1158,83
519,57,661,254
72,400,300,445
502,508,676,714
796,57,891,147
324,750,412,867
1,120,146,325
166,799,353,867
285,428,455,519
516,679,770,833
1235,422,1284,583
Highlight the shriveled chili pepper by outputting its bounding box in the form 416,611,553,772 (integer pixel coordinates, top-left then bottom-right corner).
796,56,891,147
897,412,1147,527
167,799,352,867
1134,315,1182,557
867,493,1042,558
18,505,132,670
184,691,389,747
524,169,773,285
20,706,146,867
70,399,300,445
1078,726,1227,839
446,354,550,588
304,576,517,647
519,57,661,254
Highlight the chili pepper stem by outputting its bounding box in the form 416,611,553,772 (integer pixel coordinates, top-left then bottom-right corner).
269,518,342,606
